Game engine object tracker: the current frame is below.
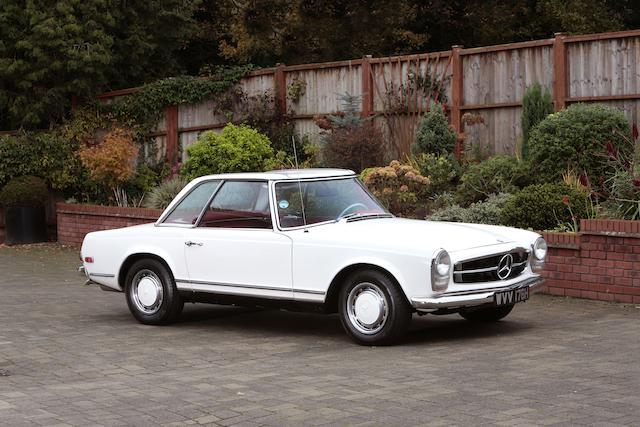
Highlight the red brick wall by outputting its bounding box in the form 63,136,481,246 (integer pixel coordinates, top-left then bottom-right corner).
56,203,163,246
541,219,640,304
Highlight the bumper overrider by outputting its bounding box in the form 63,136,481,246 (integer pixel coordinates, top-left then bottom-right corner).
411,276,544,311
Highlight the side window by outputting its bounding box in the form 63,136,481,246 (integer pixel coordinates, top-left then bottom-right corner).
163,180,220,225
199,181,272,229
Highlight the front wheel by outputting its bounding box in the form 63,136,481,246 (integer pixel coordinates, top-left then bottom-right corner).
338,270,412,345
459,304,514,322
125,258,183,325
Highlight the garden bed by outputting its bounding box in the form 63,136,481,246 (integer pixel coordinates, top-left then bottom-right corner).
541,219,640,304
56,203,162,246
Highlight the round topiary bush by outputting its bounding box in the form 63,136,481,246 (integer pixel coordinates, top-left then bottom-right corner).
456,155,530,205
181,124,274,180
0,175,48,208
500,183,590,231
528,103,632,187
412,103,457,156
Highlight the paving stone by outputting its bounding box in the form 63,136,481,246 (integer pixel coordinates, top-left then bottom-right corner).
1,244,640,426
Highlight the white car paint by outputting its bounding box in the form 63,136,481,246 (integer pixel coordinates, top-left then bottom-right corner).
80,169,545,313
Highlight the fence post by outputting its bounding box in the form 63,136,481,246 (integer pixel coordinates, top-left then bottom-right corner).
451,45,464,159
275,64,287,115
165,105,179,166
361,55,373,117
553,33,568,111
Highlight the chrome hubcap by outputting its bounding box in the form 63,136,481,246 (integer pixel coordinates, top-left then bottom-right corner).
346,282,388,335
131,269,163,315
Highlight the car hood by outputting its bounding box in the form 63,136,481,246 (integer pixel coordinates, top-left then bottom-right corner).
318,217,536,254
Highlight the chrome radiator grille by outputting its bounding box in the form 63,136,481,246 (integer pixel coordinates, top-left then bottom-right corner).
453,249,529,283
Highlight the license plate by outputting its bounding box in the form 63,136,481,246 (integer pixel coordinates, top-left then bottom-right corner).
495,287,529,306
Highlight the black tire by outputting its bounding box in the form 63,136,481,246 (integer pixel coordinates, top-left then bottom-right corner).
459,304,514,322
338,269,412,345
124,258,183,325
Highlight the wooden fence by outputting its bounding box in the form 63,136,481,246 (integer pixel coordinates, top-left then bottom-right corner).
96,29,640,162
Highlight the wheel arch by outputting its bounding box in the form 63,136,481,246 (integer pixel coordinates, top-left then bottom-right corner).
324,263,411,313
118,252,176,288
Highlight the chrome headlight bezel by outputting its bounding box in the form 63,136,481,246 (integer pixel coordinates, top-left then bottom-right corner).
531,237,547,272
431,248,451,293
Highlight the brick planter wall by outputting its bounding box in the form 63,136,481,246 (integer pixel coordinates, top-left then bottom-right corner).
541,219,640,304
56,203,162,246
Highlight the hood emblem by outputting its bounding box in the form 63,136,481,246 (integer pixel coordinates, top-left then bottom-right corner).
497,254,513,280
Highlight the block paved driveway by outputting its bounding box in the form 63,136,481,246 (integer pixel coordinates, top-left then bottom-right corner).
1,244,639,426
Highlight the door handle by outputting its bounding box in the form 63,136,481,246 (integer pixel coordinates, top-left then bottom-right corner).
185,241,203,247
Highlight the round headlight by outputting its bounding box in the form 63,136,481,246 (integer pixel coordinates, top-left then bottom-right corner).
435,250,451,276
533,237,548,260
431,249,451,292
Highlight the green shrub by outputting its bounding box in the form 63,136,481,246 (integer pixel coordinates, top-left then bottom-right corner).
412,103,457,156
500,183,590,231
362,160,430,218
0,176,48,208
409,153,461,195
144,176,189,210
322,122,385,172
457,155,530,204
601,140,640,220
429,193,513,225
528,103,632,187
322,93,385,172
0,132,81,191
521,83,553,159
181,124,274,180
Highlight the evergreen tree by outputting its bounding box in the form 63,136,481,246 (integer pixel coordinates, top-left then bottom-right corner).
521,83,553,160
0,0,198,130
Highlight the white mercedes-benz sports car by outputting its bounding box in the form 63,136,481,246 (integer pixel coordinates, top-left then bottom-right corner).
80,169,546,345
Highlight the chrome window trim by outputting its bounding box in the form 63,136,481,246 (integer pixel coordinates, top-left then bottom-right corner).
156,179,223,227
194,179,275,231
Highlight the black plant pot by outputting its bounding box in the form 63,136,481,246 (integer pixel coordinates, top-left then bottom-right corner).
4,206,47,245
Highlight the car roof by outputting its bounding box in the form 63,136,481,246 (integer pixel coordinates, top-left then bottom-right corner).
190,168,357,182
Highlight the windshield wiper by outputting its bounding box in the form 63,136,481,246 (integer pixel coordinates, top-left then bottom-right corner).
338,212,394,222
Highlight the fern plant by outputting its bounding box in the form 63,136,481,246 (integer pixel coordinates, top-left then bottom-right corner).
145,177,188,210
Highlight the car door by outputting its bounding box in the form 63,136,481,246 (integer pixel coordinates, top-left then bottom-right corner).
183,180,293,299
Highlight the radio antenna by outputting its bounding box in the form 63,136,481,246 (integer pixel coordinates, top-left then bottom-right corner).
292,135,307,228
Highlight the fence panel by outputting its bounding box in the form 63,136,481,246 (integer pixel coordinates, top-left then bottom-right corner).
286,64,362,116
462,46,554,105
568,38,640,98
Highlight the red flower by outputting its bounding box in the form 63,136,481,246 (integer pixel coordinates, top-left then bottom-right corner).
562,196,570,206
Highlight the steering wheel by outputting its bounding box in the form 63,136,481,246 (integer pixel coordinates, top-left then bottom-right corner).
337,203,368,219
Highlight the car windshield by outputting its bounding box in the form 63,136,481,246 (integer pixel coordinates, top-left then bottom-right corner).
275,178,389,228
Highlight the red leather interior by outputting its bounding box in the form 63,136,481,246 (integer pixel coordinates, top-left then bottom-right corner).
199,209,271,229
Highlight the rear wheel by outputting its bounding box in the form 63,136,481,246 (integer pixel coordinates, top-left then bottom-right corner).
338,269,412,345
125,258,183,325
459,304,514,322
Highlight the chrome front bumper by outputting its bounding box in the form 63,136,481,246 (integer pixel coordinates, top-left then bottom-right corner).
411,276,544,311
